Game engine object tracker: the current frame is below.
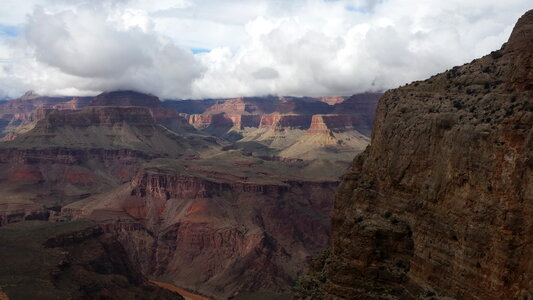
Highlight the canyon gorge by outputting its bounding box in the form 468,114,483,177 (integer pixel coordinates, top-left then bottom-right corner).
0,7,530,300
0,89,380,299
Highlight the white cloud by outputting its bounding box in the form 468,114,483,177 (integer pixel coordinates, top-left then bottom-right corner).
0,0,530,99
1,2,203,98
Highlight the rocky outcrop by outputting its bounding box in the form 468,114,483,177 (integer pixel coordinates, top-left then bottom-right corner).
331,93,382,135
318,97,346,105
63,169,338,299
175,95,381,118
89,90,161,108
331,92,381,116
204,97,279,115
0,93,87,115
225,114,262,129
51,97,91,110
0,221,183,299
295,10,532,300
0,105,220,226
178,95,382,145
0,93,91,138
306,114,363,135
259,114,312,131
186,114,235,129
0,204,49,226
38,106,156,128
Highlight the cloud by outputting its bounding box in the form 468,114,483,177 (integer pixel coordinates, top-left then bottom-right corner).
0,0,530,99
190,0,530,98
1,2,203,98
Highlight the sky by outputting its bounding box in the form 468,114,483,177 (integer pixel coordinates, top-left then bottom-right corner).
0,0,530,99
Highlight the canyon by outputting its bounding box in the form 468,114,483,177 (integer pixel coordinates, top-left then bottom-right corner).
0,220,183,299
0,8,530,300
295,9,532,300
0,90,381,299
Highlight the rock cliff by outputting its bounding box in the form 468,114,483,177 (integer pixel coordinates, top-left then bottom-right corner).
259,114,312,131
89,90,161,108
306,115,363,135
0,90,382,299
295,10,532,300
0,221,183,299
62,160,338,299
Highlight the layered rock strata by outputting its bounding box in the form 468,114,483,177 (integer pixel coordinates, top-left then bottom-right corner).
295,10,533,300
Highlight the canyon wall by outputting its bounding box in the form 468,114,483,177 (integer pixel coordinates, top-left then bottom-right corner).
296,10,532,300
0,89,384,299
0,221,183,299
62,170,338,299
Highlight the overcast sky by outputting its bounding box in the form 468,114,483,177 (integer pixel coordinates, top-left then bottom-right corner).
0,0,529,99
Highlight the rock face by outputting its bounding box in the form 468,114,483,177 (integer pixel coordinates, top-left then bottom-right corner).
186,113,235,129
0,89,382,298
0,221,183,300
318,97,345,105
0,93,91,138
259,114,312,130
186,93,379,134
307,115,362,135
295,10,532,300
90,90,161,108
62,165,338,299
41,106,156,128
0,105,219,228
176,94,381,162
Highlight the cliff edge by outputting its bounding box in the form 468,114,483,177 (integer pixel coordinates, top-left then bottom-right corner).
296,9,532,300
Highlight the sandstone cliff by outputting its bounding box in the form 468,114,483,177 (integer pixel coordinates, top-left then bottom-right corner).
295,10,532,300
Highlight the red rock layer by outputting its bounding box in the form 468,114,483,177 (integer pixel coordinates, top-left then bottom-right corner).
306,114,360,135
258,114,312,130
318,96,345,105
38,106,155,128
0,95,87,115
295,10,533,300
225,114,262,129
204,97,279,115
186,114,233,129
65,171,338,299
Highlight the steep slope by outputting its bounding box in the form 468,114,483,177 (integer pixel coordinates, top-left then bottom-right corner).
177,94,381,163
0,95,352,298
0,106,219,224
296,10,532,300
0,92,91,138
62,150,338,299
0,221,183,300
0,91,382,298
2,106,209,155
331,92,382,136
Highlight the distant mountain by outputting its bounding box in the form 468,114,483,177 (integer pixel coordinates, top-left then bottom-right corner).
0,89,382,299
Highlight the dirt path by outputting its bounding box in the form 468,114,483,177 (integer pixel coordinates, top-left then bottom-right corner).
150,280,210,300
